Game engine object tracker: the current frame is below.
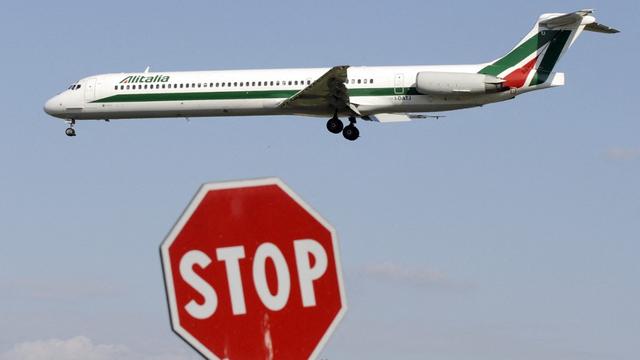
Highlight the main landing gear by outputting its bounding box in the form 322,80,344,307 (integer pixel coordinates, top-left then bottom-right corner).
326,116,359,141
65,119,76,137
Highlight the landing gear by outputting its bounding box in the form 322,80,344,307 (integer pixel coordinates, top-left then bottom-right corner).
326,117,344,134
327,115,360,141
65,119,76,137
342,116,359,141
342,125,359,141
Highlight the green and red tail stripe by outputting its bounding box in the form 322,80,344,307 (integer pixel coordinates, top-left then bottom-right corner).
479,28,573,88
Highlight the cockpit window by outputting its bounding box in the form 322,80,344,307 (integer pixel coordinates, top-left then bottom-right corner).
76,84,81,90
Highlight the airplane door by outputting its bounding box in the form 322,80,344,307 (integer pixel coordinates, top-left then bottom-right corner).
84,77,97,102
394,74,404,95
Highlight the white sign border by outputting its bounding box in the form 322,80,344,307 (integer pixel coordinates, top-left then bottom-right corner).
160,177,347,360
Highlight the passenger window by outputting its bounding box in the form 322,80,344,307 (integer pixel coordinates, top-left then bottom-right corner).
370,79,374,84
252,82,256,86
270,81,274,86
77,84,82,89
180,84,184,88
357,79,361,84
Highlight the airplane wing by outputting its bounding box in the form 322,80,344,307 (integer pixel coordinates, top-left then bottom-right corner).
280,65,359,115
364,113,446,123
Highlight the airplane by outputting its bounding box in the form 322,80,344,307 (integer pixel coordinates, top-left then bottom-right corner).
44,9,618,141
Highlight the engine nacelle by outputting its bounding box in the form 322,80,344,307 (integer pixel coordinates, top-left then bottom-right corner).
416,72,507,95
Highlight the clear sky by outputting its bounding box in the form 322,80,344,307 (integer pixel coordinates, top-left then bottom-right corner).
0,1,638,359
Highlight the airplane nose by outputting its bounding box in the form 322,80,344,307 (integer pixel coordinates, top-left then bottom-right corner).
44,96,62,117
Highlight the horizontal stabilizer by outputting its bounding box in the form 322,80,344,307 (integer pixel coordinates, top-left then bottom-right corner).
585,22,620,34
539,12,585,29
539,9,619,33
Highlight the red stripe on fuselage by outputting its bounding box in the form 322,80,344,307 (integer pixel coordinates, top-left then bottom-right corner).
503,57,538,89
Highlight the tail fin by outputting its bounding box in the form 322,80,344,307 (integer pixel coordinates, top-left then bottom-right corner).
479,10,619,89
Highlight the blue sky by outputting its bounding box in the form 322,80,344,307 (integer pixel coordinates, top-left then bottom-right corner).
0,0,638,359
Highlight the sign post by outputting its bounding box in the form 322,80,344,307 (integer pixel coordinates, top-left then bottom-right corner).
161,178,347,360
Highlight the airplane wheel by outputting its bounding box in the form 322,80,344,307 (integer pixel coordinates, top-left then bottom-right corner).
326,118,344,134
65,128,76,137
342,125,359,141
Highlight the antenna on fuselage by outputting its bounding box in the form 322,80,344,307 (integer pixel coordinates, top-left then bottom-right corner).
144,66,151,73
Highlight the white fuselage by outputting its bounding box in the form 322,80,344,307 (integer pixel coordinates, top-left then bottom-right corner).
44,64,525,122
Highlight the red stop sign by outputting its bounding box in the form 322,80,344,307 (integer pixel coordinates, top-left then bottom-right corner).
161,178,347,360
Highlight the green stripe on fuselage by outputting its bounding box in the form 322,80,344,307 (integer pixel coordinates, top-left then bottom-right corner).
479,30,560,77
91,87,421,103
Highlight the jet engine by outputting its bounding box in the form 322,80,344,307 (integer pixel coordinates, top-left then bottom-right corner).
416,72,507,95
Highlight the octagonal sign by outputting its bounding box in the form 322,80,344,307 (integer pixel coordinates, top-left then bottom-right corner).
161,178,347,360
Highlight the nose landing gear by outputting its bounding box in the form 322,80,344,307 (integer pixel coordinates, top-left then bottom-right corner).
65,119,76,137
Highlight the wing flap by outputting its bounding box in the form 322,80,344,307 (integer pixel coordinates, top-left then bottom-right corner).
365,113,445,123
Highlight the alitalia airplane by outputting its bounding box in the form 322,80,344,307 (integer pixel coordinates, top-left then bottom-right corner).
44,9,617,141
